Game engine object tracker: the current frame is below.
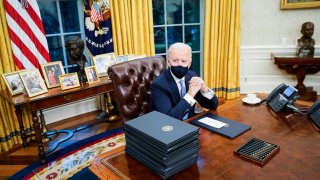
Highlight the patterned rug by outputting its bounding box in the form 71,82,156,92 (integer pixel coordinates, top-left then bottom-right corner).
9,127,125,180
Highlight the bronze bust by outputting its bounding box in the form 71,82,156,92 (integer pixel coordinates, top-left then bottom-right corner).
65,36,88,82
296,22,315,57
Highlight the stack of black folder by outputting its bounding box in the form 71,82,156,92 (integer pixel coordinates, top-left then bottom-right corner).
124,111,200,179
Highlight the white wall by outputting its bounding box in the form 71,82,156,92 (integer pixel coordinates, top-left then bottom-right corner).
240,0,320,94
241,0,319,46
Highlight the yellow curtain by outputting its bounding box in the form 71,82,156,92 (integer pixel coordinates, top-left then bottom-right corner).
203,0,241,99
110,0,155,56
0,0,33,152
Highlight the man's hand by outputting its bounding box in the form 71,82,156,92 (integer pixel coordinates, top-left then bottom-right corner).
187,77,208,97
192,77,209,92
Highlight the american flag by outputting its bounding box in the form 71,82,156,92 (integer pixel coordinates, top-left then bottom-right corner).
90,1,104,23
4,0,50,70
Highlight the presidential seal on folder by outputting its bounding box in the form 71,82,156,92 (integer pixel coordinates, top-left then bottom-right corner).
124,111,200,179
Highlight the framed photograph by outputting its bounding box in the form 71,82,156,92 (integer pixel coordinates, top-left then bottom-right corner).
281,0,320,10
41,61,65,88
92,52,116,77
84,66,100,84
19,69,48,97
59,73,80,90
2,71,25,95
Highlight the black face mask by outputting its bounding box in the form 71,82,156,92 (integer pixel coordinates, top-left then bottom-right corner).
171,66,188,79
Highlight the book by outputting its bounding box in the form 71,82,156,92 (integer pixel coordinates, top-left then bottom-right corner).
126,137,199,166
125,130,199,155
190,113,251,139
124,111,199,148
124,111,200,178
126,146,198,179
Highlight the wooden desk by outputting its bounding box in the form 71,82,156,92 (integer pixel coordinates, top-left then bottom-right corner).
90,96,320,179
0,77,113,164
272,53,320,101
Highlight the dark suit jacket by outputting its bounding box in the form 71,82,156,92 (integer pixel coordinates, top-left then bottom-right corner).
150,69,218,120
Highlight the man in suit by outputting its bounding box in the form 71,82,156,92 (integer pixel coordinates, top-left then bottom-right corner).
150,42,218,120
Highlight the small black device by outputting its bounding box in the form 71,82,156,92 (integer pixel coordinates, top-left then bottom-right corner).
307,99,320,128
266,83,299,112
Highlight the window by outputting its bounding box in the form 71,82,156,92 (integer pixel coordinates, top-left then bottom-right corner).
39,0,203,75
152,0,203,76
38,0,85,73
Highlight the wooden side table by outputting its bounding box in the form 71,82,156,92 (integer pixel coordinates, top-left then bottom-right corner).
0,77,115,164
272,53,320,101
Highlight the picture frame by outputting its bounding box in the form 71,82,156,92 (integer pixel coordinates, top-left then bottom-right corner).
92,52,116,77
2,70,25,95
59,72,80,90
41,61,65,88
19,69,48,97
84,66,100,84
280,0,320,10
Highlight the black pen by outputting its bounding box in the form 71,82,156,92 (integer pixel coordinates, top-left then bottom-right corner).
260,144,277,159
238,139,262,153
252,144,272,160
240,140,264,156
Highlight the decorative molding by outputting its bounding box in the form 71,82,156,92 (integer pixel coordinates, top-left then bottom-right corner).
240,46,320,94
43,97,98,124
280,0,320,10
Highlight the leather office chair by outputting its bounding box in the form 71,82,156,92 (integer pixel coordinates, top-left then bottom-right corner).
108,55,166,121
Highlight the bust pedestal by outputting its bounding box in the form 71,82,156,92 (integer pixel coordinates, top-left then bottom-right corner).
272,53,320,101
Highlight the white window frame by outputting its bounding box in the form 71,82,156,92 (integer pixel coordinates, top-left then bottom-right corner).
153,0,204,76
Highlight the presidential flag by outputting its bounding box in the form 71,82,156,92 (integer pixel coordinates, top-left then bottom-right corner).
4,0,50,70
84,0,114,56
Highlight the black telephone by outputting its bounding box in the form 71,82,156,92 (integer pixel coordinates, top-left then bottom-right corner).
266,83,299,112
308,100,320,128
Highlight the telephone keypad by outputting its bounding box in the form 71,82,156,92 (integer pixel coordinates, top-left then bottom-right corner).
310,109,320,127
269,94,288,112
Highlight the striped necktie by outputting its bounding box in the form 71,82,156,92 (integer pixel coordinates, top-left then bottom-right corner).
179,80,186,97
179,80,188,120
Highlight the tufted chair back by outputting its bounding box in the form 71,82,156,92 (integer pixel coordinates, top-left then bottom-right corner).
107,55,166,121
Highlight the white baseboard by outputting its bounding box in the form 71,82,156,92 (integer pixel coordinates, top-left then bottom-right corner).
43,97,99,124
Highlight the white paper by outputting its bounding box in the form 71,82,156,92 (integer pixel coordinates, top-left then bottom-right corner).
198,117,228,128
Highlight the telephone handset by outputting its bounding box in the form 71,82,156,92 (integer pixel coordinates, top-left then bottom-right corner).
266,83,299,112
308,100,320,128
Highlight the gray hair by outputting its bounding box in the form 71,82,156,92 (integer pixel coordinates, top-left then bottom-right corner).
167,42,192,59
